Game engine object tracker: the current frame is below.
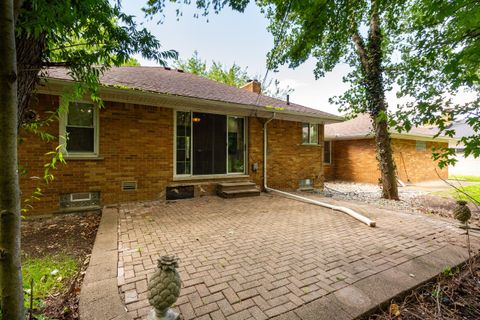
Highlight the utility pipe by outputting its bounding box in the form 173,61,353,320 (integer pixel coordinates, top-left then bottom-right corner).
262,114,376,227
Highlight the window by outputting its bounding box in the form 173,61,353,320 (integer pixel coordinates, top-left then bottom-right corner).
302,123,319,144
415,140,426,151
324,141,332,164
60,102,99,156
176,111,191,175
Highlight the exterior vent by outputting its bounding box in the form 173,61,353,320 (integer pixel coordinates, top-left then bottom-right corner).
122,181,137,191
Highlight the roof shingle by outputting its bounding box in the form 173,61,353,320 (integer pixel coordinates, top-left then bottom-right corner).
45,66,341,120
325,113,448,140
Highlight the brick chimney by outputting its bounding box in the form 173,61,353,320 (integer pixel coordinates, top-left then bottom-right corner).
241,79,261,94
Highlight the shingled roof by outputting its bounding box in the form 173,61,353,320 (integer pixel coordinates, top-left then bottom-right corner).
45,66,342,121
325,113,450,141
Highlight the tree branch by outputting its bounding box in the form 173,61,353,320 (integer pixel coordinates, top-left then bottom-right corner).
352,31,369,73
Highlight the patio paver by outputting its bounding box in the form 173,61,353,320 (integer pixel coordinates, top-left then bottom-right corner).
116,193,478,319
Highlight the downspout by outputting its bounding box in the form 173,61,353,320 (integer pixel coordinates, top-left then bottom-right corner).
263,113,276,191
262,114,376,227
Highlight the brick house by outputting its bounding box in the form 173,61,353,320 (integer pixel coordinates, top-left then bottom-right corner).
20,67,342,215
323,114,450,184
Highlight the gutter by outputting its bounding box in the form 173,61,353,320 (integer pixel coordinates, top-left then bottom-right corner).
263,113,376,227
37,78,344,124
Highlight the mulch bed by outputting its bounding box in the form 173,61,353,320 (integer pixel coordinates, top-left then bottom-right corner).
21,211,101,320
366,253,480,320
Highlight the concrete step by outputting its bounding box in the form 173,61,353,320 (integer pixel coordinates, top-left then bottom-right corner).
217,188,261,198
217,181,257,192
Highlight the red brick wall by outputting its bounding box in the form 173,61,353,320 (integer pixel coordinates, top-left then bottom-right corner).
19,95,174,215
325,138,448,184
19,94,325,215
248,118,325,190
393,139,448,183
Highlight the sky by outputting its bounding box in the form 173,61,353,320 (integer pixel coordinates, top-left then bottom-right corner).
121,1,472,116
122,1,352,115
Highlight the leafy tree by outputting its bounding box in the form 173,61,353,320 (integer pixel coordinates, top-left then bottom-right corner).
147,0,402,200
1,1,176,318
175,51,293,99
122,57,142,66
392,0,480,168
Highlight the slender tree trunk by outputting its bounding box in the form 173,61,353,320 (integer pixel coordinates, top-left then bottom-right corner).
0,0,24,318
352,0,399,200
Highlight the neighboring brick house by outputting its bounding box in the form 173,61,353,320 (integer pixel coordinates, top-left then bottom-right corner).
20,67,342,215
323,114,450,184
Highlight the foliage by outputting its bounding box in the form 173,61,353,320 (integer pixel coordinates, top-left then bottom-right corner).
22,255,78,312
174,51,293,99
16,0,177,123
391,0,480,168
121,57,141,66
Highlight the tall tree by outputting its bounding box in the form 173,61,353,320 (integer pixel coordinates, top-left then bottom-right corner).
260,0,402,199
146,0,402,199
1,1,176,318
0,1,23,318
392,0,480,167
175,51,294,99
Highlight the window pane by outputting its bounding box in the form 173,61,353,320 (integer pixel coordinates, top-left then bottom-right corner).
324,141,331,163
176,111,191,175
310,124,318,144
66,127,94,152
228,117,245,173
302,123,309,143
416,141,426,151
68,103,94,127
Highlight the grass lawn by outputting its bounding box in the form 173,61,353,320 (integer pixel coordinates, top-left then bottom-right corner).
449,175,480,182
439,183,480,204
23,255,78,314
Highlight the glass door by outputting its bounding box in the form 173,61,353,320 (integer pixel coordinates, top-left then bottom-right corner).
192,112,227,175
227,116,245,173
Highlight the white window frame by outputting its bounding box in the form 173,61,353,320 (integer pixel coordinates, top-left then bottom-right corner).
173,110,248,177
302,123,319,145
324,140,332,164
59,99,100,158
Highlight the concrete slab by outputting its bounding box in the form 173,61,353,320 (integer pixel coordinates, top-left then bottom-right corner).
79,207,132,320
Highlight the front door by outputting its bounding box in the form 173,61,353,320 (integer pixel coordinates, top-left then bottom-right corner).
192,112,227,175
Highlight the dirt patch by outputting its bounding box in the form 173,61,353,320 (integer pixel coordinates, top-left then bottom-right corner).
22,211,101,319
413,195,480,227
365,254,480,320
22,211,101,259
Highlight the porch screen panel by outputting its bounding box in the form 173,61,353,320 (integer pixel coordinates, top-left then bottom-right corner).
192,112,227,175
176,111,191,175
228,117,245,173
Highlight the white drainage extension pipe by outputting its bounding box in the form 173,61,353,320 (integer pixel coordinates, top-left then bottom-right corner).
262,113,376,228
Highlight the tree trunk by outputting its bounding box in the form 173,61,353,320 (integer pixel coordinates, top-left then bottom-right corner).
0,0,24,318
352,1,399,200
16,33,46,126
367,6,399,200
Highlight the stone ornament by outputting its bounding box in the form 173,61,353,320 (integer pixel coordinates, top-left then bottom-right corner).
453,200,471,224
147,255,181,320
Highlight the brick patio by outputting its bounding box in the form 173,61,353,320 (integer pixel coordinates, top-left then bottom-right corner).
117,193,472,320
